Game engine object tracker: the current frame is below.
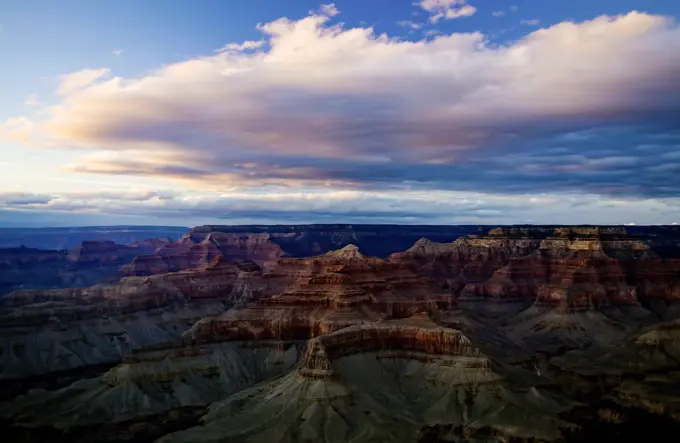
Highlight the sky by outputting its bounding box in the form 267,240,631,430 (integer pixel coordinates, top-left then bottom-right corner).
1,0,680,227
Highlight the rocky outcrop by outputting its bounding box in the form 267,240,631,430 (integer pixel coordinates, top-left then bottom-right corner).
2,226,680,443
182,245,452,343
121,232,286,276
460,232,680,312
393,228,680,315
156,317,573,443
119,225,486,277
0,257,263,383
389,235,541,289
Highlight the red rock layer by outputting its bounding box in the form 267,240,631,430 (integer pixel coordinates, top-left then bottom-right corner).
389,236,541,288
0,257,263,327
395,228,680,311
121,232,285,276
182,245,451,343
299,315,482,378
461,236,678,310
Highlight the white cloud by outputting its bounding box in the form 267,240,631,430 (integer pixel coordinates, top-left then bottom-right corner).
2,188,679,226
492,11,505,18
319,3,339,17
0,117,35,143
417,0,477,23
56,68,110,95
510,5,518,12
521,19,541,26
9,9,680,205
216,39,265,53
397,20,424,30
113,49,124,56
24,94,40,106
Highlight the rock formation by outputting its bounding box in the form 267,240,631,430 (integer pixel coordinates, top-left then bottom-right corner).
2,226,680,442
120,225,486,277
459,230,680,312
121,232,286,276
0,257,263,387
389,234,542,293
393,227,680,312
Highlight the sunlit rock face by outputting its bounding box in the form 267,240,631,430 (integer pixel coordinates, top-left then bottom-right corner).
393,227,680,313
389,235,541,292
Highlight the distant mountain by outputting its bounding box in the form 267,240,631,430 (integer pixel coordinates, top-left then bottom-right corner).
0,226,188,250
0,238,173,296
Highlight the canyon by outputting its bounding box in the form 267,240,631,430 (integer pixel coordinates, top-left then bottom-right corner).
1,225,679,442
0,239,173,296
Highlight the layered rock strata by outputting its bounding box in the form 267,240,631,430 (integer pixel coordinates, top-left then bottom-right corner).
119,224,489,277
121,232,286,276
393,227,680,313
2,229,680,442
158,317,575,443
0,257,263,383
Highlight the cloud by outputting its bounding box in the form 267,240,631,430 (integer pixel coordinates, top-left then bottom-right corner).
521,19,541,26
12,8,680,204
0,117,35,143
216,40,265,53
397,20,424,30
417,0,477,23
492,11,505,18
24,94,40,106
319,3,339,17
1,188,679,226
113,49,124,56
0,192,54,205
56,68,110,95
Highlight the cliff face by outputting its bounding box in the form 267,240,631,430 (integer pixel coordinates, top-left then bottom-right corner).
393,228,680,313
2,226,680,443
183,245,451,343
0,256,262,384
120,232,286,276
0,245,575,443
390,235,542,289
119,225,485,277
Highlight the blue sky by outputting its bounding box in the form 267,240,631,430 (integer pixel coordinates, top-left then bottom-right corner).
1,0,680,227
